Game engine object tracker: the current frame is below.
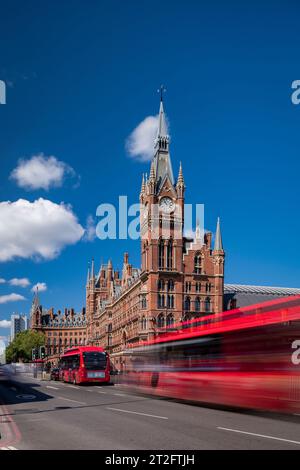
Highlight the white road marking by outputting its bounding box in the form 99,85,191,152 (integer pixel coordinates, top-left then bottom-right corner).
107,407,168,420
1,446,17,450
86,389,93,392
25,418,46,422
218,427,300,446
57,396,86,405
97,391,107,394
67,385,79,389
113,393,127,397
46,385,59,390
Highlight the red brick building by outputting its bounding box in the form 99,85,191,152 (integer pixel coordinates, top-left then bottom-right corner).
86,97,225,370
30,293,87,363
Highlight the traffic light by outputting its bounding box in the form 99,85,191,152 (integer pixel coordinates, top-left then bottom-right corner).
32,347,38,360
40,346,46,359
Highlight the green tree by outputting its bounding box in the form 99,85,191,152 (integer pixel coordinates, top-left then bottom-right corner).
5,330,45,363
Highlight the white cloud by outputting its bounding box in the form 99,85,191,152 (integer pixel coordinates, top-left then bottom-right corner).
31,282,47,293
83,215,97,242
9,278,30,288
126,115,161,162
0,198,85,262
0,320,11,328
0,294,26,304
0,278,5,284
10,154,76,190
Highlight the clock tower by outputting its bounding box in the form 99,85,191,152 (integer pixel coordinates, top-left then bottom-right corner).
139,94,185,330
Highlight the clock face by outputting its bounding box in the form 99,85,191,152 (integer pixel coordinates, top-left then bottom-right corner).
159,197,175,213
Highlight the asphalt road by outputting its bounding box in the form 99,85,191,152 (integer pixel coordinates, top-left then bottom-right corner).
1,370,300,450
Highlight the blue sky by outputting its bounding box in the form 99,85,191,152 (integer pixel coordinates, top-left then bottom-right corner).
0,0,300,340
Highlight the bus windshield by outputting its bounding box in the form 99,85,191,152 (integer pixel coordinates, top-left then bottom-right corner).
83,352,107,370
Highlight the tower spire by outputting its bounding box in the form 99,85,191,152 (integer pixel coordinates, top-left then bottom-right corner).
153,87,174,189
157,98,168,139
214,217,223,251
91,258,95,279
33,286,40,307
140,173,145,194
177,161,185,186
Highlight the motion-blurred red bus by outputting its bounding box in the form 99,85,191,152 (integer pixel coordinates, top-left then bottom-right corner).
123,296,300,414
59,346,110,384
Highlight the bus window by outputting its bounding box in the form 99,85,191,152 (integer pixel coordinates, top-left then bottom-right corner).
72,355,80,369
83,351,107,370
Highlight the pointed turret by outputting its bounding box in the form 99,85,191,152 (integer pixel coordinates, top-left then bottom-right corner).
140,173,145,194
149,160,156,181
153,91,174,190
214,217,223,251
107,259,113,281
30,288,41,327
177,162,185,186
91,258,95,279
176,161,185,199
32,287,40,310
148,159,156,195
86,265,90,285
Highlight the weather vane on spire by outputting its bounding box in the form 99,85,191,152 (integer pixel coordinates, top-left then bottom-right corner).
157,84,166,102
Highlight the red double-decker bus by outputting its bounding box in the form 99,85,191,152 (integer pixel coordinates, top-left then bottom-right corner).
123,296,300,414
59,346,110,384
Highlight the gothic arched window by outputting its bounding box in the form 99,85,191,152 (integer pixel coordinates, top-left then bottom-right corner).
141,316,147,330
158,239,164,269
184,296,191,311
166,314,174,327
158,294,165,308
157,313,165,328
167,239,173,270
194,253,202,274
205,297,211,313
195,297,201,312
158,279,164,291
185,282,191,292
167,294,174,309
182,313,191,323
206,282,211,293
167,279,174,291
